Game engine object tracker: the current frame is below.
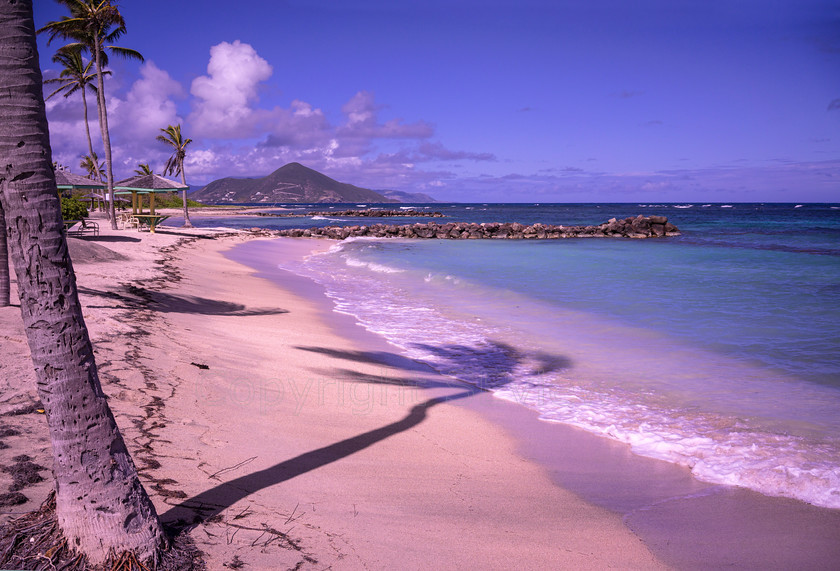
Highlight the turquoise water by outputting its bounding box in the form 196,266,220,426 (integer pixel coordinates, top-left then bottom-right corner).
218,203,840,508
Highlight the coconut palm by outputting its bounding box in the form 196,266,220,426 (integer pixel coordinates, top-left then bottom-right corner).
157,124,193,227
39,0,144,230
134,162,153,175
0,1,164,564
80,150,104,181
43,49,107,167
0,201,9,308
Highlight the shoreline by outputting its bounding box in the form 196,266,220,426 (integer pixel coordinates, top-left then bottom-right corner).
1,224,664,569
229,236,840,568
2,220,838,567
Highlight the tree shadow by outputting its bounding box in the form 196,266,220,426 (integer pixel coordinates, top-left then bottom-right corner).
161,340,573,531
408,340,572,389
76,285,289,317
149,229,232,239
294,345,436,373
69,235,141,243
161,388,475,531
308,367,467,391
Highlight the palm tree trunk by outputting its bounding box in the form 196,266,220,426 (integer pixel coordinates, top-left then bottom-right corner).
0,1,165,563
80,87,102,183
180,167,193,227
0,200,9,307
92,35,117,229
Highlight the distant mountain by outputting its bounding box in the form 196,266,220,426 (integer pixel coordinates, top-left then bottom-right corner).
192,163,398,204
380,189,440,203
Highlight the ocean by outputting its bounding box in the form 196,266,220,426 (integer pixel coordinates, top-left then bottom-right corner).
204,203,840,509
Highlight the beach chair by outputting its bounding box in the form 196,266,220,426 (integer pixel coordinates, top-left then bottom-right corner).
67,219,99,237
118,213,140,230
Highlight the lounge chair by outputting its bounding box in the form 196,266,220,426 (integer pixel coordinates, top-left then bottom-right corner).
66,219,99,237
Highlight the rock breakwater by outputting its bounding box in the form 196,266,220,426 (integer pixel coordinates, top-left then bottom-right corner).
254,209,445,218
264,215,680,240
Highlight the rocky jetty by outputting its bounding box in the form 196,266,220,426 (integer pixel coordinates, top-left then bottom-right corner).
266,215,680,240
254,209,445,218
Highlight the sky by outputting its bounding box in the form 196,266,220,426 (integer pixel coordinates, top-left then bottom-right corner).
33,0,840,202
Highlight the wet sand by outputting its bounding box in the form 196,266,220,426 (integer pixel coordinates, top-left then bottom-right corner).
229,236,840,569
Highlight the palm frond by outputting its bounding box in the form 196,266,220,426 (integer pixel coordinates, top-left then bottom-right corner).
105,45,144,63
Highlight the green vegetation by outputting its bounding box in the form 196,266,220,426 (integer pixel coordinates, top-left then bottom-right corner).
60,195,89,220
151,192,204,209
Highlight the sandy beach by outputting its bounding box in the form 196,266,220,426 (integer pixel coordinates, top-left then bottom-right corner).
0,217,664,569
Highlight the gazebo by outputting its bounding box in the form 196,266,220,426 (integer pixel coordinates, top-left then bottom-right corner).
114,174,188,232
55,169,105,194
80,193,129,212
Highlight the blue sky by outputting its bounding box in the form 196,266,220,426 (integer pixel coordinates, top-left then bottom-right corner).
34,0,839,202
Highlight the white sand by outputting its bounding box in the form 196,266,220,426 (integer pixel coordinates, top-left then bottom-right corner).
0,217,663,569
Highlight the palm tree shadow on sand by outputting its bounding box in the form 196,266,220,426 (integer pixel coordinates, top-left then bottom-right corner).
77,284,289,316
162,339,571,531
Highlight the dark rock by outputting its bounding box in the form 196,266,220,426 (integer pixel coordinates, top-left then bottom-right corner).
272,215,679,241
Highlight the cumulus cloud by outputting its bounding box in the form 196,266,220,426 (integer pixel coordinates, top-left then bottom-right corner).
189,40,273,138
338,91,434,140
258,100,331,149
42,41,512,194
44,61,183,172
110,61,182,141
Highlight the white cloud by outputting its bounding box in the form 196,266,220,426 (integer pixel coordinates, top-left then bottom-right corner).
41,42,505,195
257,100,331,149
111,61,183,141
189,40,273,138
338,91,434,140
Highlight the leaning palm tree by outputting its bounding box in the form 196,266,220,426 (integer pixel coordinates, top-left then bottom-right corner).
39,0,144,230
0,202,9,308
134,162,153,175
43,49,107,167
157,124,193,227
0,1,165,565
80,150,104,181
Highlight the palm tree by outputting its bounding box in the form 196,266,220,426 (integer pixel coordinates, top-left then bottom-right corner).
157,124,193,227
134,162,153,175
0,1,164,564
80,150,104,181
39,1,144,231
43,49,107,167
0,201,9,308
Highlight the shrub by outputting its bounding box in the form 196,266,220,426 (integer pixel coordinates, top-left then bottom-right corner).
60,196,88,221
147,192,204,209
